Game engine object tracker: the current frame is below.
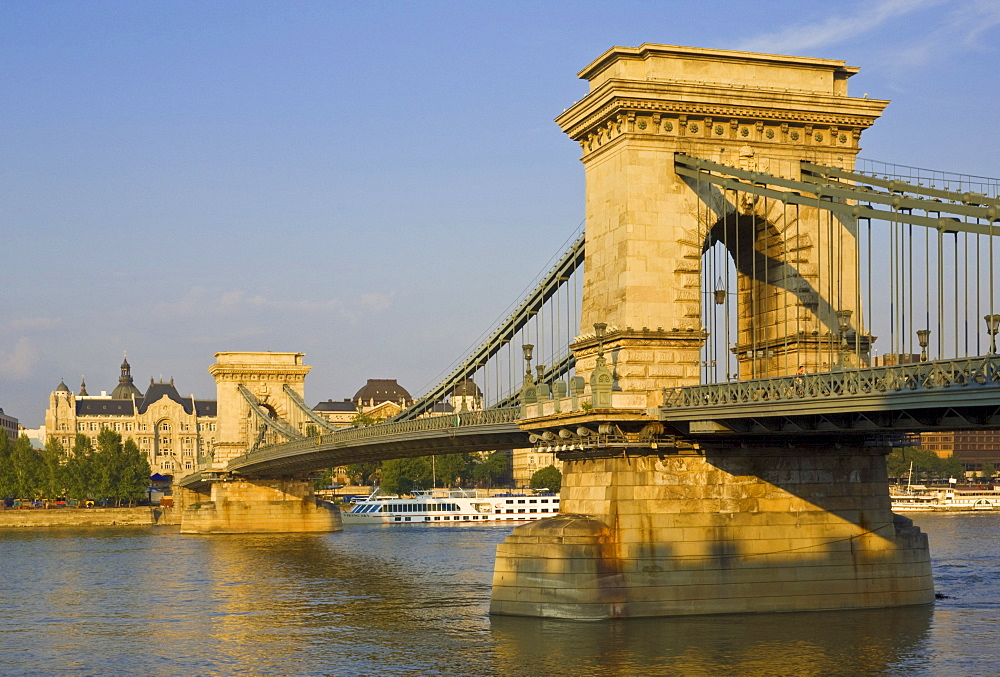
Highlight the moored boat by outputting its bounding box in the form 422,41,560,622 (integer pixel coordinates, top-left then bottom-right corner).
891,487,999,512
340,488,560,524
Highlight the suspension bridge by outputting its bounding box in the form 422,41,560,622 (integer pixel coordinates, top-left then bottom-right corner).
177,44,1000,620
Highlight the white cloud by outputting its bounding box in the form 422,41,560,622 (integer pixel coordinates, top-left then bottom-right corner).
361,292,394,312
736,0,946,54
0,337,39,379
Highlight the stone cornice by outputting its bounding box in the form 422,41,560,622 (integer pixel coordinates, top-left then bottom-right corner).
556,78,888,142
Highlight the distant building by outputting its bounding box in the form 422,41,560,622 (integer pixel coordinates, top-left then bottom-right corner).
512,448,561,489
921,430,1000,472
313,379,417,429
43,355,217,479
0,408,18,442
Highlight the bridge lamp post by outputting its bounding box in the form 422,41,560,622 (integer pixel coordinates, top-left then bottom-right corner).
594,322,607,355
985,314,1000,354
916,329,931,362
836,309,853,370
522,345,534,383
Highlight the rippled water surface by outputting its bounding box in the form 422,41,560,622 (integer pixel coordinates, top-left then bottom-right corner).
1,514,998,676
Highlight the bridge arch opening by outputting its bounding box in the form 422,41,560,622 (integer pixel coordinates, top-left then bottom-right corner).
696,192,859,382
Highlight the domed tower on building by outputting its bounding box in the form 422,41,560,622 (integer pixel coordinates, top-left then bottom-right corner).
110,353,142,400
45,379,76,442
451,379,483,412
352,379,412,420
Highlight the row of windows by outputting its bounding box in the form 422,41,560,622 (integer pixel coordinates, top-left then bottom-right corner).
73,421,217,433
392,511,556,522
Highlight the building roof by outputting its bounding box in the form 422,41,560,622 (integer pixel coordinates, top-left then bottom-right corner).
137,379,192,415
352,379,412,405
193,400,217,417
78,400,135,416
55,380,70,393
313,398,357,413
452,379,482,398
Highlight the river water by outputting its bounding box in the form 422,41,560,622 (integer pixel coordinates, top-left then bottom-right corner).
1,513,998,676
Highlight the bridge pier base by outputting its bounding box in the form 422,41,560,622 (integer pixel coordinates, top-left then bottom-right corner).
490,446,933,619
179,478,342,534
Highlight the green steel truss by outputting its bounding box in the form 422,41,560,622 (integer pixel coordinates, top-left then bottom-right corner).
392,233,585,421
674,155,1000,235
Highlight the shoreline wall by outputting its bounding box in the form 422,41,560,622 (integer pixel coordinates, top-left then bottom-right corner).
0,507,170,528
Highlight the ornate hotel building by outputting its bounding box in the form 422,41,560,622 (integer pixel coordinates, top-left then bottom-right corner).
44,356,217,478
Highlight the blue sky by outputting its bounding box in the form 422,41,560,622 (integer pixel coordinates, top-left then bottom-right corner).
2,0,998,426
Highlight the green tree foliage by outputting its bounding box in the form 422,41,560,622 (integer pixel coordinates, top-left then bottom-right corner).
887,447,964,483
472,452,510,489
345,462,381,485
980,462,996,481
39,438,66,498
530,465,562,493
351,412,384,427
433,453,471,488
92,429,151,506
1,431,151,504
118,438,151,506
380,457,432,494
0,432,14,498
11,435,42,498
64,434,96,500
313,467,335,490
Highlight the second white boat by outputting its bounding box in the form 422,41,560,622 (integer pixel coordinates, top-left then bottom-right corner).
341,488,560,525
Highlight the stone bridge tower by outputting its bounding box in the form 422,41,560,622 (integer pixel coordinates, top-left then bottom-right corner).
491,45,932,620
557,44,888,402
178,351,338,534
208,351,311,465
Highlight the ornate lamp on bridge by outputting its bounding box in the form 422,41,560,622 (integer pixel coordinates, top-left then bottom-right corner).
986,314,1000,355
522,344,534,383
593,322,607,356
916,329,931,362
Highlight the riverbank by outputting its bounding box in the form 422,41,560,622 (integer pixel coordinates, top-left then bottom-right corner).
0,506,174,528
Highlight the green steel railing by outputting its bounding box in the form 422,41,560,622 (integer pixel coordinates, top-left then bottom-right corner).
233,406,523,466
662,355,1000,414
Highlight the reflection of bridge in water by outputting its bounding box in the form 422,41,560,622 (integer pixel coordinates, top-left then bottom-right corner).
178,43,1000,620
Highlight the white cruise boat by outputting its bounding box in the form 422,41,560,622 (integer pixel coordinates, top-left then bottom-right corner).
340,488,560,525
891,487,999,512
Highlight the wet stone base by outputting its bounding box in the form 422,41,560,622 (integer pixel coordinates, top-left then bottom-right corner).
180,479,343,534
490,448,934,619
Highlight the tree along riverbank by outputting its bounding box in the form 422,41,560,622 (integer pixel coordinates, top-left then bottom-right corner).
0,506,175,528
